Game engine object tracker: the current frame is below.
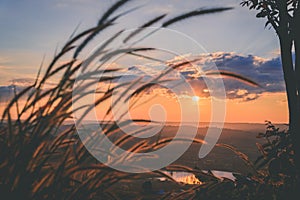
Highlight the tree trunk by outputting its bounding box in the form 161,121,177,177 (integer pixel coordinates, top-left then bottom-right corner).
277,0,300,170
277,2,297,126
293,5,300,171
279,36,297,131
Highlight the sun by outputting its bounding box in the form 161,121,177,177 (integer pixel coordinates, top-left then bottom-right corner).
192,96,200,102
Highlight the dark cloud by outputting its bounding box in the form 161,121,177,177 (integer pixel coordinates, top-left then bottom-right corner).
187,52,285,101
0,85,28,103
212,53,283,89
0,78,40,103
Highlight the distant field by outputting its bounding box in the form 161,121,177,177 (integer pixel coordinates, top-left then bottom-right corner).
76,122,287,174
132,125,257,174
175,127,262,174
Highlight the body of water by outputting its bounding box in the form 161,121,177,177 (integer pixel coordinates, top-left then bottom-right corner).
159,170,236,185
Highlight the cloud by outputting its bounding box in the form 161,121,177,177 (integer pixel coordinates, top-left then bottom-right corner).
9,78,37,86
0,57,10,65
0,85,29,103
162,52,284,101
112,52,285,102
0,52,285,103
0,79,37,103
0,78,55,103
205,52,284,101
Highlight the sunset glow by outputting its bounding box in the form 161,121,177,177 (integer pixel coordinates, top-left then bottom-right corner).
0,0,286,123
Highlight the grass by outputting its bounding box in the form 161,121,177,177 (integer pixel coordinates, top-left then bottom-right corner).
1,1,291,199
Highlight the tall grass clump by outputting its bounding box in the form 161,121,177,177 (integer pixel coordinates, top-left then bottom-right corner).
0,1,263,199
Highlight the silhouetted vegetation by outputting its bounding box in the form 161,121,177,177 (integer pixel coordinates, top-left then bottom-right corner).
0,1,233,199
241,0,300,174
194,122,298,200
0,0,296,199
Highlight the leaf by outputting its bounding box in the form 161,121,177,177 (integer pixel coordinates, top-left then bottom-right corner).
98,0,132,25
256,142,267,156
205,70,261,87
162,7,233,27
123,14,167,43
99,47,155,62
256,10,268,18
264,20,271,28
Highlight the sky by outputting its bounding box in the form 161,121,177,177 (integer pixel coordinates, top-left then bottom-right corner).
0,0,288,123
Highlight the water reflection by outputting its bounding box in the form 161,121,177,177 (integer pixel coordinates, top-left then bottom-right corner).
162,171,202,184
159,170,235,185
208,170,236,181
